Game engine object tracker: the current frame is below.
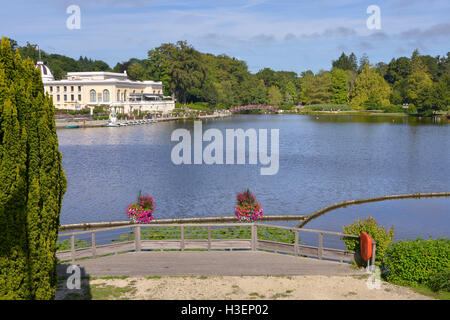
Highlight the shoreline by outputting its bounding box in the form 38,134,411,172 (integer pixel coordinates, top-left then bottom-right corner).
55,113,232,129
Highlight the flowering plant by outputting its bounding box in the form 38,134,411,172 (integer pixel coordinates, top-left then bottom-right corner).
234,189,263,222
126,191,155,224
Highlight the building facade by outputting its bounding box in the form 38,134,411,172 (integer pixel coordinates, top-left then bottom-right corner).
35,60,175,114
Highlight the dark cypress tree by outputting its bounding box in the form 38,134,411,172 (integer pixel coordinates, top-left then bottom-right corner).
0,37,66,300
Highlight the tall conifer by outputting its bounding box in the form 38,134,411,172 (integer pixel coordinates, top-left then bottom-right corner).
0,37,66,300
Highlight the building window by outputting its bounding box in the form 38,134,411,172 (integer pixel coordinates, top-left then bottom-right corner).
50,86,53,92
103,89,110,102
78,86,81,91
90,90,96,102
57,95,60,102
71,94,74,101
71,86,74,92
64,86,67,92
117,90,120,101
78,94,81,101
124,90,127,101
64,95,67,101
57,86,60,92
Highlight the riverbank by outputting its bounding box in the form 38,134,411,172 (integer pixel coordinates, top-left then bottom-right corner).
55,112,232,129
56,274,432,300
299,110,409,117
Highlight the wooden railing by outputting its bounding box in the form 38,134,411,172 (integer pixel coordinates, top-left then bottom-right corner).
57,222,375,265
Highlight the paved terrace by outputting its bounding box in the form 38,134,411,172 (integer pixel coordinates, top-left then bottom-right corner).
57,251,364,277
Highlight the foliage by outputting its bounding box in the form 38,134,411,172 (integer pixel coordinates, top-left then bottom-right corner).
268,86,283,106
302,104,351,111
342,216,394,266
126,191,155,224
331,68,348,104
382,237,450,286
427,269,450,293
332,52,358,72
350,64,391,110
234,189,263,222
0,37,67,299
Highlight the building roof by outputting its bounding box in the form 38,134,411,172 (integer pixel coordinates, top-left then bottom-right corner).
35,60,54,82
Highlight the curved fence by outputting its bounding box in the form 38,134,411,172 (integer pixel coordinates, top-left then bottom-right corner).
57,222,369,266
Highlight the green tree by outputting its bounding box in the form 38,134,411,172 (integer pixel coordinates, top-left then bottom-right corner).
332,52,358,72
284,81,297,105
350,64,391,109
331,68,348,104
307,71,333,104
0,37,66,300
166,41,206,104
268,85,283,106
127,63,146,81
405,71,435,115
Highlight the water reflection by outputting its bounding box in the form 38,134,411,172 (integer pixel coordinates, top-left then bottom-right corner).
57,114,449,241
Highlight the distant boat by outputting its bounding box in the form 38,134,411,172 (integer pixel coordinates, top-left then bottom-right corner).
66,125,80,129
105,122,120,127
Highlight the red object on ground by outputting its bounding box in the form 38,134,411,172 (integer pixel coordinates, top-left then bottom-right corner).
360,232,373,261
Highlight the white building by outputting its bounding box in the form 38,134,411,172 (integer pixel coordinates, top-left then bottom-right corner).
36,60,175,115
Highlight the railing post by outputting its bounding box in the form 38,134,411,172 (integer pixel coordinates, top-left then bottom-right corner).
318,232,323,260
180,225,185,251
251,224,257,251
91,232,96,258
371,241,376,269
71,234,75,263
294,230,299,256
207,226,211,251
134,226,141,252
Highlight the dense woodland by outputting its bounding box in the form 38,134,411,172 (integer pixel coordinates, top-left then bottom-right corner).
12,39,450,116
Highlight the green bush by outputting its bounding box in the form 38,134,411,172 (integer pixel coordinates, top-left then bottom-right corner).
303,104,351,111
342,216,394,266
382,237,450,286
427,269,450,292
381,104,404,113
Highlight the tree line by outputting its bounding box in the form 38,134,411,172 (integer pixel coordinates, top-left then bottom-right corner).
11,38,450,116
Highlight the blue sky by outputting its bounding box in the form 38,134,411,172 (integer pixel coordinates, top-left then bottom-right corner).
1,0,449,74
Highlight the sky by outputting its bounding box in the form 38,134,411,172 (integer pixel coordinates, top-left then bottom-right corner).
1,0,449,74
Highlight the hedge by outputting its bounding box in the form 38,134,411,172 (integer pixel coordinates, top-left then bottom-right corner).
382,237,450,286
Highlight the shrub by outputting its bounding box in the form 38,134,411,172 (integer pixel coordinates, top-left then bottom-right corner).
303,104,351,111
342,216,394,266
427,269,450,292
382,237,450,286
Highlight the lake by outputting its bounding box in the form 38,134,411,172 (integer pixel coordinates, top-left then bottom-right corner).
57,114,449,245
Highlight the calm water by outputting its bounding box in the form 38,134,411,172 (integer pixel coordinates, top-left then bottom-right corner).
57,114,449,244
